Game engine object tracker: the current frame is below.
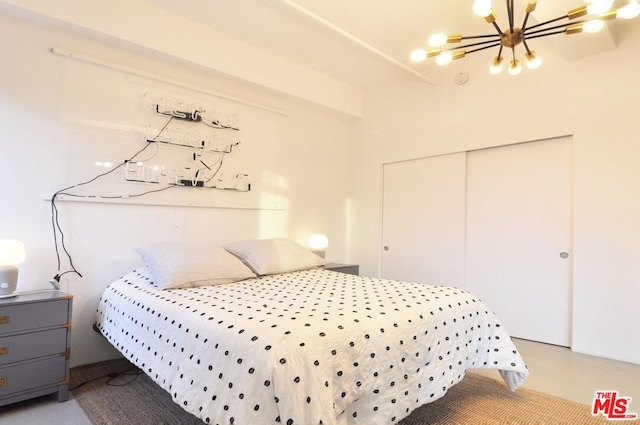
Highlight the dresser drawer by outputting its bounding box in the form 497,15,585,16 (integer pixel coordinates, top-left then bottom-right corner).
0,356,67,396
0,300,70,335
0,328,68,366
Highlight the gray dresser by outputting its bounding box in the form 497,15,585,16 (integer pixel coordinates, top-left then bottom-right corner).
0,291,73,406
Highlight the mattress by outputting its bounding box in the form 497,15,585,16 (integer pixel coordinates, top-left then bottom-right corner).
95,267,529,425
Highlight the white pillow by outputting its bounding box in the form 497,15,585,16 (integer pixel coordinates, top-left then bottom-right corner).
223,238,327,275
133,242,256,289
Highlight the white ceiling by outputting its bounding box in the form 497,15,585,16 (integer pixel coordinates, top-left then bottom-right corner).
141,0,637,88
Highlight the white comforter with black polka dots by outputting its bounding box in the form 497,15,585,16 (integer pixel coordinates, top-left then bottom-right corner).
96,267,529,425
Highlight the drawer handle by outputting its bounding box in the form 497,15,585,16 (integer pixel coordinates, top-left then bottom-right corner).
0,378,6,387
0,347,7,356
0,316,9,325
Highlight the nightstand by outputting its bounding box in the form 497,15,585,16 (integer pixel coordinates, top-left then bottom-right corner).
323,263,359,275
0,291,73,406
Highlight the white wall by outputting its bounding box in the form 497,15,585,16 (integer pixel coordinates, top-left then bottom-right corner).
0,12,354,366
0,0,363,117
350,24,640,365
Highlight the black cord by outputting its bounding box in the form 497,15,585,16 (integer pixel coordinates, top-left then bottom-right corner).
150,115,176,142
50,197,82,278
69,365,141,392
50,117,173,280
105,368,142,387
206,154,225,183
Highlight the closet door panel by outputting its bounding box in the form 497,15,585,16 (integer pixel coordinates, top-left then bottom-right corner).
466,137,573,347
381,153,467,287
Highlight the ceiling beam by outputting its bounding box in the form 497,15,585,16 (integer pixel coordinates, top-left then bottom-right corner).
278,0,436,86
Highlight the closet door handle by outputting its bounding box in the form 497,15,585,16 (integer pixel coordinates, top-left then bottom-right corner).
559,252,569,259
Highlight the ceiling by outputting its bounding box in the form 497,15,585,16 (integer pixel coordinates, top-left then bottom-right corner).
141,0,636,88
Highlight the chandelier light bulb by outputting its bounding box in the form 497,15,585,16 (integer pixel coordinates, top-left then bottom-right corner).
489,56,504,74
618,0,640,19
428,33,447,47
525,51,542,69
586,0,614,15
410,49,427,62
508,59,522,75
583,19,605,32
473,0,492,17
436,51,453,66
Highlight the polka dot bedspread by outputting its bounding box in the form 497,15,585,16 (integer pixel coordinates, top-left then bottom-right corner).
95,267,529,425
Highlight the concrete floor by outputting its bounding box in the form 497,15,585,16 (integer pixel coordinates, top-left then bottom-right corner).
474,338,640,407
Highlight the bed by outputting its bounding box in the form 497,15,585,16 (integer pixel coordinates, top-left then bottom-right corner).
95,239,528,425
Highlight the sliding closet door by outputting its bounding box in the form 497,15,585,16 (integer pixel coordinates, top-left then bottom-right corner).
381,153,466,287
466,137,573,347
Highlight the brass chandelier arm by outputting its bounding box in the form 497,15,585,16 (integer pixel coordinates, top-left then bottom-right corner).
525,6,588,32
529,10,618,35
491,20,505,35
439,37,502,53
526,14,572,32
461,33,504,40
525,21,574,36
524,16,597,37
525,29,569,40
467,42,503,54
522,11,532,29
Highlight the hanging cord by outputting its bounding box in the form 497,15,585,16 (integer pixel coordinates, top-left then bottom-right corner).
50,117,174,282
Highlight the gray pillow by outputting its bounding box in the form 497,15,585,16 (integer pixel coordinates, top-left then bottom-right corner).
223,238,327,275
134,242,256,289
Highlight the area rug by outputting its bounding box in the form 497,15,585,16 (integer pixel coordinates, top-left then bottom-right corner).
70,359,634,425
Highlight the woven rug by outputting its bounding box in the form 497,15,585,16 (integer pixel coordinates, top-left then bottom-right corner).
70,359,635,425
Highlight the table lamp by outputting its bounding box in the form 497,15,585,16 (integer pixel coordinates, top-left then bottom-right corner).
0,239,26,298
307,234,329,258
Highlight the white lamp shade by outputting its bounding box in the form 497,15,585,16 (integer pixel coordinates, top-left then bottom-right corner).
307,234,329,250
0,239,26,266
0,239,24,297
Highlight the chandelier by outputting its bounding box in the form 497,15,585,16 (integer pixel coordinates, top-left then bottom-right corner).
410,0,640,75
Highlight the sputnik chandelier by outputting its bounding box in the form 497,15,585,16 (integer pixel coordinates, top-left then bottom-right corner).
411,0,640,75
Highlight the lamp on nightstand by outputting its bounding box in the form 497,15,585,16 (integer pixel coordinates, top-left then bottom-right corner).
0,239,26,298
307,234,329,258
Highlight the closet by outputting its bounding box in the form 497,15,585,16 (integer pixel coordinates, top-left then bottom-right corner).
381,137,572,347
